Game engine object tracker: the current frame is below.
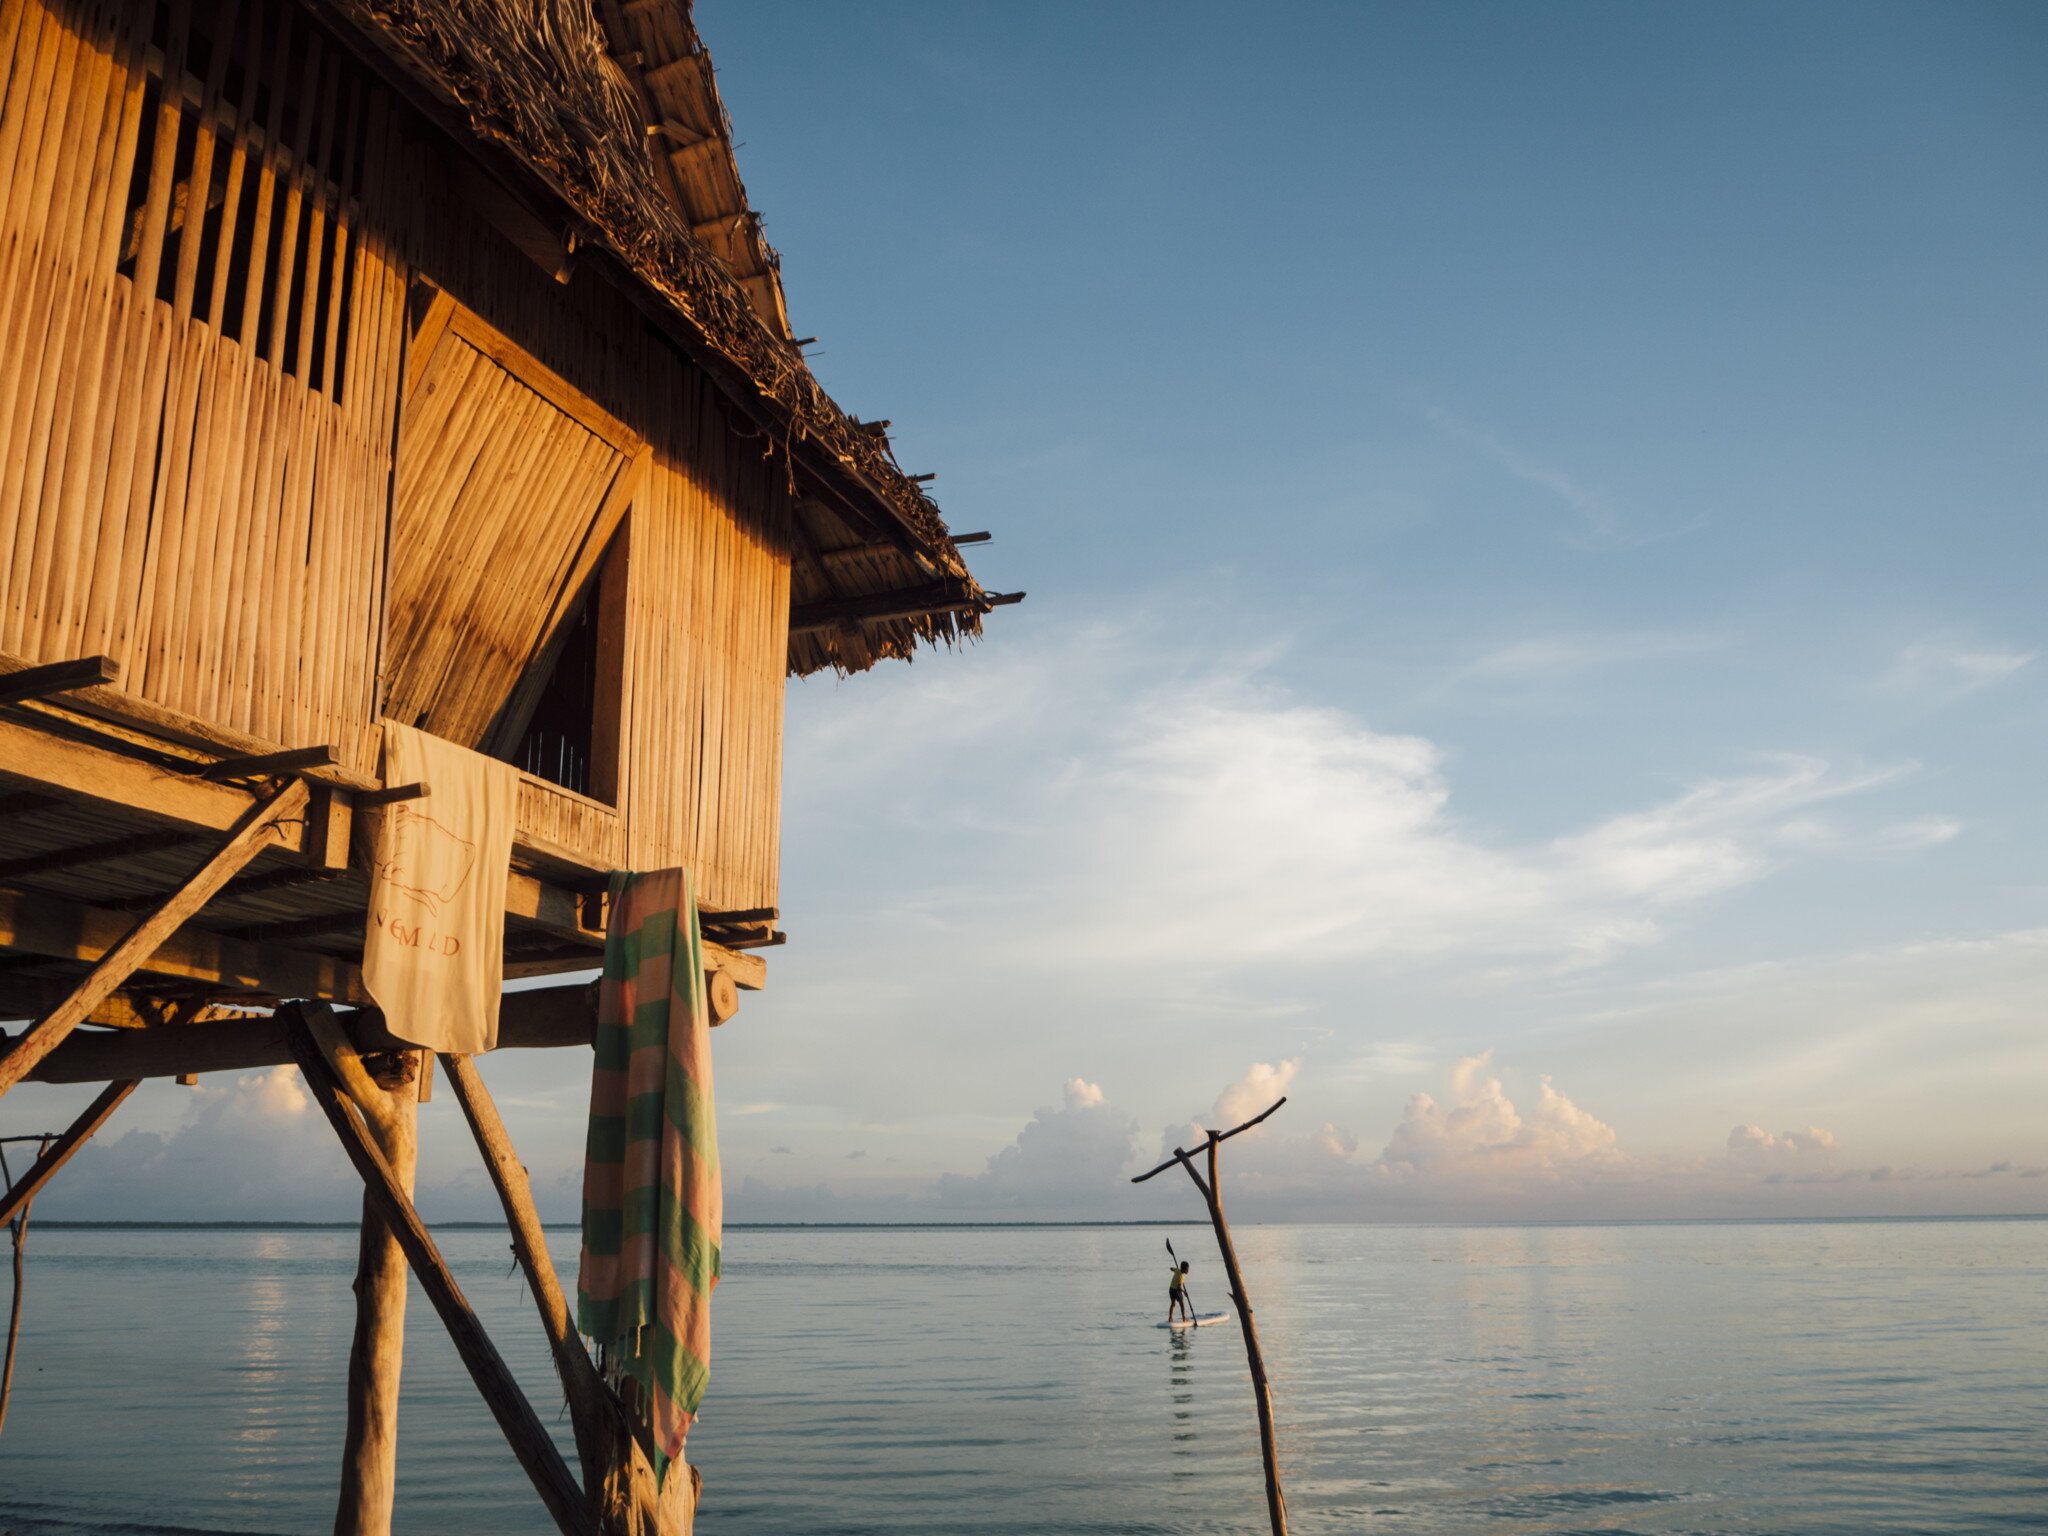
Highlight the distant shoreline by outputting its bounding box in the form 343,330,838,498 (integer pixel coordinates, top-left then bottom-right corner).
30,1213,2048,1230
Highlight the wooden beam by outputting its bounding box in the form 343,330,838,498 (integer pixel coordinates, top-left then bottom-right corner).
0,715,312,857
0,880,748,1006
0,781,313,1099
0,984,243,1030
282,1009,601,1536
194,744,336,781
354,781,428,808
0,883,367,1005
25,984,598,1084
706,942,764,991
506,869,605,945
0,656,121,706
789,581,1024,635
0,1080,138,1227
700,906,777,927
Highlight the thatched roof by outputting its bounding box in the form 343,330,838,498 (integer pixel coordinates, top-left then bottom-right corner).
316,0,1016,674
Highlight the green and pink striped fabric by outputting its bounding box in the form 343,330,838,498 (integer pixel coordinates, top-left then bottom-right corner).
577,868,721,1480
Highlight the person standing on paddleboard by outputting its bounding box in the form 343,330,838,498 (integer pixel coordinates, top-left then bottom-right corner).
1167,1259,1194,1325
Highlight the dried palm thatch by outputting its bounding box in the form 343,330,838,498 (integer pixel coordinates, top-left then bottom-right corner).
317,0,1001,672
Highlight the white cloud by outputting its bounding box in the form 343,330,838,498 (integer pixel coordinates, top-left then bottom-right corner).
1726,1123,1840,1179
37,1067,360,1222
1378,1051,1620,1180
1047,683,1911,975
933,1077,1138,1213
1884,636,2035,696
1208,1059,1296,1129
1151,1061,1360,1207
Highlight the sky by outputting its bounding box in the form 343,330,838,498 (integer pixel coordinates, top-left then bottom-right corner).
17,0,2048,1224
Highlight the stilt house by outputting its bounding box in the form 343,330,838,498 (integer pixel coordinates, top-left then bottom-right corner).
0,0,1012,1529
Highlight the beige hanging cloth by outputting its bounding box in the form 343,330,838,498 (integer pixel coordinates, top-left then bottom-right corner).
361,722,517,1055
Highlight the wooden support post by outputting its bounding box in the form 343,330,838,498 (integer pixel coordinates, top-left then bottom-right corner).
281,1007,600,1536
0,779,311,1100
0,1135,50,1436
0,1080,139,1228
1133,1097,1291,1536
441,1053,696,1535
300,1005,421,1536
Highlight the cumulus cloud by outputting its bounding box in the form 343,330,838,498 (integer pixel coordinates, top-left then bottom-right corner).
934,1078,1139,1214
1726,1123,1840,1180
1151,1061,1360,1209
1378,1052,1620,1181
36,1067,360,1222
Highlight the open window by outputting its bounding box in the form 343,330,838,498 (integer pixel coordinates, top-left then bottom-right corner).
499,522,630,804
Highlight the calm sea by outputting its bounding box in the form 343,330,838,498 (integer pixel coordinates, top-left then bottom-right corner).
0,1220,2042,1534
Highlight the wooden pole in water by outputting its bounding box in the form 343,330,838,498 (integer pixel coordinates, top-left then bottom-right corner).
323,1019,422,1536
0,1136,51,1437
1133,1096,1290,1536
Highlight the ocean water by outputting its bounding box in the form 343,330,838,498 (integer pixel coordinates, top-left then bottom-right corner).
0,1220,2043,1534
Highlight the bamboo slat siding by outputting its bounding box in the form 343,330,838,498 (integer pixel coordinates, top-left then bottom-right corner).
614,366,790,911
2,0,795,914
0,0,406,776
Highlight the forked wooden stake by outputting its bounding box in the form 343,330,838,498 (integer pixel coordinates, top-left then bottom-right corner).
1133,1096,1290,1536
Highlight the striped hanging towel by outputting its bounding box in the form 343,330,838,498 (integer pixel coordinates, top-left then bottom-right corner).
577,868,722,1481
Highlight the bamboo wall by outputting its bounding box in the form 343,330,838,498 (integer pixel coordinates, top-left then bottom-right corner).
0,0,407,775
612,368,791,911
1,0,797,915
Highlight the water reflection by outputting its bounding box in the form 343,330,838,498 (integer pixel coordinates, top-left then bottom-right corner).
224,1231,299,1506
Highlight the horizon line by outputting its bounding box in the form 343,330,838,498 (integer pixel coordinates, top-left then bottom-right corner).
31,1213,2048,1231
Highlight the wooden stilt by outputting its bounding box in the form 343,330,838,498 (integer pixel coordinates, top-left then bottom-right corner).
0,1134,49,1437
307,1005,420,1536
0,776,310,1100
0,1077,136,1227
441,1051,696,1535
1133,1098,1291,1536
281,1005,600,1536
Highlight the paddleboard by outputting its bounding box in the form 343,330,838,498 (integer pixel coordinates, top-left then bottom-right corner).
1157,1311,1232,1330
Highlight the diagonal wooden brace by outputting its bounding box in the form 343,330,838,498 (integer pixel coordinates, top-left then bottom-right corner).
442,1052,610,1478
0,1079,138,1227
282,1006,601,1536
0,778,311,1100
